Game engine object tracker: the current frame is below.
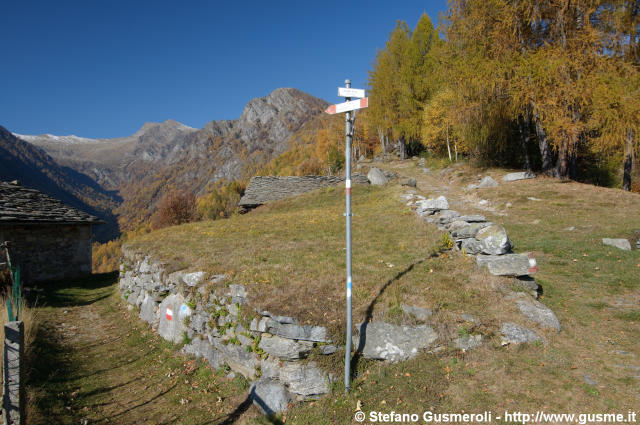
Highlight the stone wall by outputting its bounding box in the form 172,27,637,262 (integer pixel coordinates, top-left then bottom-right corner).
239,174,369,208
118,246,336,414
0,223,93,283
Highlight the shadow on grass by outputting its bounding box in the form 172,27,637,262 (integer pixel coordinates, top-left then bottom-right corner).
350,258,424,380
29,271,119,307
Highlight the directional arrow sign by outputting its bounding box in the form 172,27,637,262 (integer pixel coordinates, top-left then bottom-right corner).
338,87,366,98
325,97,369,115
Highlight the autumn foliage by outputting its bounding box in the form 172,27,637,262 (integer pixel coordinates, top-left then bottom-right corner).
151,190,198,229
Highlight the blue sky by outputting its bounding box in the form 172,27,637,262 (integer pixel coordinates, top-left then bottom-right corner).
1,1,448,138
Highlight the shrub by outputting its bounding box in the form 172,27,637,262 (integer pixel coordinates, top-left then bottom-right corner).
152,190,198,229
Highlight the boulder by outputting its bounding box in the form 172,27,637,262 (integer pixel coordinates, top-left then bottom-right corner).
182,337,220,369
279,362,329,398
476,253,536,276
367,168,388,185
258,334,313,360
416,196,449,212
454,335,482,350
157,293,190,344
400,304,433,321
250,378,291,415
602,238,632,251
500,322,543,345
514,296,561,330
353,322,438,362
478,176,499,188
476,225,512,255
503,171,535,182
402,178,417,188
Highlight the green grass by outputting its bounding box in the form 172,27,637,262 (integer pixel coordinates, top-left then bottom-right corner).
27,273,257,424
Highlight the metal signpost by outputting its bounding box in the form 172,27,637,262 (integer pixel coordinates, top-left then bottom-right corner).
325,79,368,393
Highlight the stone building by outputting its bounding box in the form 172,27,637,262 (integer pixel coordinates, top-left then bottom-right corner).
239,174,369,209
0,181,102,283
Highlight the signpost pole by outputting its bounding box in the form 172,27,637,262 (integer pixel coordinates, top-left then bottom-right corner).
344,79,353,394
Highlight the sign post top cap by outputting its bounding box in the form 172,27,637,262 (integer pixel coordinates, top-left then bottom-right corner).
345,78,351,84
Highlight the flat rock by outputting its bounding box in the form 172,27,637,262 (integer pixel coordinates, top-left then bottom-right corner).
477,253,536,276
182,337,220,369
258,334,313,360
503,171,535,182
279,361,329,398
461,238,484,255
209,336,260,379
454,335,482,350
514,276,541,298
438,210,460,225
367,167,388,185
182,271,206,287
401,304,432,321
157,293,189,344
265,321,329,343
250,378,291,414
319,345,338,355
514,296,561,330
456,215,487,223
476,225,512,255
416,196,449,212
353,321,438,362
450,221,491,239
501,322,543,345
602,238,632,251
139,293,158,327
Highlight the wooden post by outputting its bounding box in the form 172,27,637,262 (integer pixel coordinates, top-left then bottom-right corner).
3,321,25,425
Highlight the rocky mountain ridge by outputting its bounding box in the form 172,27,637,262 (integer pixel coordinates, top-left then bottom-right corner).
16,87,329,229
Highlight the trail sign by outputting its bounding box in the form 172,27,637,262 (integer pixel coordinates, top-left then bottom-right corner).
325,97,369,115
338,87,365,98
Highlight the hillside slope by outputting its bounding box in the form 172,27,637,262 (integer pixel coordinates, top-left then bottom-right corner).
19,88,329,228
125,159,640,422
0,126,120,241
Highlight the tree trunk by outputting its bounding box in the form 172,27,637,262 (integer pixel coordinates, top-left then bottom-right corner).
377,127,386,155
398,136,407,160
446,125,452,161
623,129,635,191
534,111,553,173
555,136,570,179
518,114,532,171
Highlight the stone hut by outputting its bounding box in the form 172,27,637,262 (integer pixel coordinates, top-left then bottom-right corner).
239,174,369,209
0,181,102,283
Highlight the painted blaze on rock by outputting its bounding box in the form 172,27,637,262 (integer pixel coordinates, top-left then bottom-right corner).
157,294,190,344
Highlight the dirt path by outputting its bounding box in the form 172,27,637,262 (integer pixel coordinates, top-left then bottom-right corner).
27,273,255,425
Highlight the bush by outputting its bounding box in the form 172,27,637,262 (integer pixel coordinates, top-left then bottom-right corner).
197,181,245,220
151,190,198,229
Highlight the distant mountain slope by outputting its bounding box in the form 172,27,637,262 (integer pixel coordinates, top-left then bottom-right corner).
0,126,121,241
19,88,329,228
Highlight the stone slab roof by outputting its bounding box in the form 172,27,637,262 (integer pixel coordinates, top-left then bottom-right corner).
0,181,102,225
239,174,369,208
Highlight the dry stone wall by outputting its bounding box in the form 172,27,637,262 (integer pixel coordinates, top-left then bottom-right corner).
118,246,335,414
